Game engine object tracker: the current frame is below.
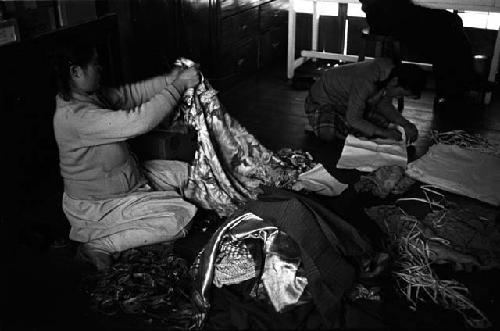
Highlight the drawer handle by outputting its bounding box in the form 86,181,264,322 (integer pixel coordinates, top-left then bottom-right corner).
240,24,248,31
237,58,245,67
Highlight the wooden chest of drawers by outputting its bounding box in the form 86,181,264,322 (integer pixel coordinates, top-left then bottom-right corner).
219,6,259,49
180,0,289,90
219,0,261,17
260,0,288,31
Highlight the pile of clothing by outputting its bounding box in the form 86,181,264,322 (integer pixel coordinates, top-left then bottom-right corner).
82,61,375,329
190,188,375,329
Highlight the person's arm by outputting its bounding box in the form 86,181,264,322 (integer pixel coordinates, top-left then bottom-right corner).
106,67,182,110
375,97,409,126
346,82,390,138
73,67,199,147
73,84,183,148
376,97,418,143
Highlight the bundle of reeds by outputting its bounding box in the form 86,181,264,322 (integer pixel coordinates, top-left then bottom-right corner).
430,130,499,156
82,244,196,328
367,185,492,328
393,219,491,328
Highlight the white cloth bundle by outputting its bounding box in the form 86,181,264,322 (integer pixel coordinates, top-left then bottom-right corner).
337,126,407,172
292,164,348,196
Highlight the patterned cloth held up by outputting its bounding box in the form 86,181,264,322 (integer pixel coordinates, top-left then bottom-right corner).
177,79,276,216
174,63,317,216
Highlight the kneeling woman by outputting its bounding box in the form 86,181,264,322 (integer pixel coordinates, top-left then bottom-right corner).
305,58,426,143
52,39,200,269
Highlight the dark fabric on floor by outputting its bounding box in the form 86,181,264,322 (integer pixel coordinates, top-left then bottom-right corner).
206,278,397,330
307,187,389,251
206,278,324,330
240,187,373,328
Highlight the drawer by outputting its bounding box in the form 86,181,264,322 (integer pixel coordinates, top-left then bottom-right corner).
220,7,259,49
219,0,260,18
259,0,288,31
218,37,258,77
259,25,287,67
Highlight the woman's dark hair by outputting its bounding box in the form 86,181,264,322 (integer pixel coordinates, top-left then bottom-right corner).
51,38,96,101
378,62,427,98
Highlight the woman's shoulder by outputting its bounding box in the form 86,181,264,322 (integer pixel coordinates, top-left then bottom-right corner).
55,93,111,121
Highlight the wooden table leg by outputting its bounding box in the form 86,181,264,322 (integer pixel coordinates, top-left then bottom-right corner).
287,0,297,79
484,25,500,104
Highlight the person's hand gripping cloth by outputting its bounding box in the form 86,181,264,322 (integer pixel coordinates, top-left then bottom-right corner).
337,125,407,172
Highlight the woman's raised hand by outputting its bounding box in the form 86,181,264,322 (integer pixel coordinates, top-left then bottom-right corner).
176,66,200,90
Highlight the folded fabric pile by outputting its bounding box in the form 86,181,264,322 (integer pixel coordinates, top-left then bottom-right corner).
190,212,311,328
191,188,373,329
292,163,348,196
337,126,407,172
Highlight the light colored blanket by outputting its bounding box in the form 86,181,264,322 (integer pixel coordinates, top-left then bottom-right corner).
406,144,500,206
337,126,407,172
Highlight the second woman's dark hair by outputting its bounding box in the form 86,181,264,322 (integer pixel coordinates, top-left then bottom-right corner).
51,38,96,101
378,62,427,98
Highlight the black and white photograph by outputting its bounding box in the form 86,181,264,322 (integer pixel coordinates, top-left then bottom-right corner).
2,0,500,330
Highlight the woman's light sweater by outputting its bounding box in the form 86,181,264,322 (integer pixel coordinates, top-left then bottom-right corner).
53,76,183,199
